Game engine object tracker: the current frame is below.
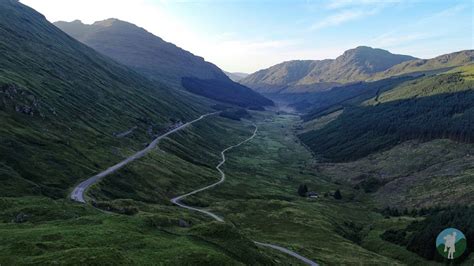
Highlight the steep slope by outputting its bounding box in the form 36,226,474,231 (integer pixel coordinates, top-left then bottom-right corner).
0,0,207,198
297,76,416,120
54,19,228,86
241,46,416,94
181,77,273,107
224,71,248,82
54,19,272,107
299,65,474,162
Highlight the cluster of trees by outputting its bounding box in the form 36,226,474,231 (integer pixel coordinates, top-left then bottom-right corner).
298,76,414,119
300,89,474,161
219,109,252,121
381,205,474,262
380,206,445,218
181,77,274,107
297,184,308,197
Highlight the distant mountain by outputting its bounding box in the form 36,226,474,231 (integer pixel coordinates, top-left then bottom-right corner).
0,0,206,197
373,50,474,79
241,46,416,94
182,77,273,107
54,19,228,86
224,71,249,82
54,19,272,107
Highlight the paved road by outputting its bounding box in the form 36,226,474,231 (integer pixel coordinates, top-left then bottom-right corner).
70,113,217,203
170,124,319,266
170,124,258,221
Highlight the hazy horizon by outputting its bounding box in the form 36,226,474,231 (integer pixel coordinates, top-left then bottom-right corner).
20,0,474,73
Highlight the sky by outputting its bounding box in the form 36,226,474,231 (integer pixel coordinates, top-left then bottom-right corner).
20,0,473,73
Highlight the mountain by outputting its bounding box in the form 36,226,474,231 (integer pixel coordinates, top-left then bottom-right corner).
301,65,474,214
54,19,272,107
0,0,207,198
240,46,416,94
299,64,474,162
181,77,273,107
224,71,249,82
54,19,228,86
373,50,474,79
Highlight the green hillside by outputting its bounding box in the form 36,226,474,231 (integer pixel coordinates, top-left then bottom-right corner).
299,65,474,162
0,0,209,198
54,19,272,107
373,50,474,80
298,76,415,120
54,19,229,87
182,77,274,108
241,48,472,96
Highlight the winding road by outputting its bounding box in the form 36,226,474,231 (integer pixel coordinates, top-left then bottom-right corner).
70,113,318,266
170,124,319,266
70,112,216,203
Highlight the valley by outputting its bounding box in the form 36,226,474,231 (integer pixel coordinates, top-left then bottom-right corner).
1,0,473,265
1,106,473,265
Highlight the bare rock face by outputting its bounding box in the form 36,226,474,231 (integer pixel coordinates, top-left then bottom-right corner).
0,84,43,117
13,212,29,223
178,219,191,228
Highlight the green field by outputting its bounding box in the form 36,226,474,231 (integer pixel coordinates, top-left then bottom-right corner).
2,110,473,265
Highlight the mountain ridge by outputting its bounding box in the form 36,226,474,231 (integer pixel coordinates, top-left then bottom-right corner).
240,46,416,93
241,47,473,94
54,19,229,86
54,18,273,107
0,0,207,198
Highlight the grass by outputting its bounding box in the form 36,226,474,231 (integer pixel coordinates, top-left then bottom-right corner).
299,109,343,133
2,106,471,264
316,139,474,208
0,197,276,265
366,65,474,104
0,0,211,199
161,111,429,265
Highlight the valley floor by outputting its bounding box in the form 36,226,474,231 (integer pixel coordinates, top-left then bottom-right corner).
1,110,472,265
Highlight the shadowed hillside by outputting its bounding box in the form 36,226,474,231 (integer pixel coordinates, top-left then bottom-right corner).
0,0,207,198
54,19,272,107
300,67,474,162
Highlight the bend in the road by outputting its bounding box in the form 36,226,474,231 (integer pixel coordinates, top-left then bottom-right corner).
70,112,217,203
170,123,319,266
170,124,258,221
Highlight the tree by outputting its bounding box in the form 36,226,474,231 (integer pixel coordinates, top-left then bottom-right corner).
334,189,342,200
298,184,308,197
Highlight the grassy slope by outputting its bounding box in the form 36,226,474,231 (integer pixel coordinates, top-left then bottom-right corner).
54,19,229,88
372,50,473,80
0,0,209,198
54,19,272,107
153,111,431,265
298,66,474,209
3,109,470,264
0,197,270,265
317,139,474,208
366,64,474,104
299,67,474,162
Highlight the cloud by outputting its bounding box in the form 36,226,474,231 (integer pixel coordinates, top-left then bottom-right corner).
310,8,377,31
325,0,404,10
369,3,469,49
370,32,437,48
